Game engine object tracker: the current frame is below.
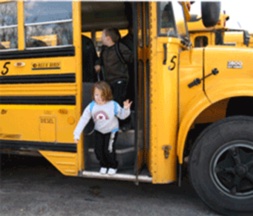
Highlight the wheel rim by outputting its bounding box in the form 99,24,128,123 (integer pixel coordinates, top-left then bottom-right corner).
210,141,253,198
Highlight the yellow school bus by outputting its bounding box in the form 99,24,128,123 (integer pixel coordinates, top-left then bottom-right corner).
224,30,251,47
188,13,228,47
0,1,252,215
188,12,251,48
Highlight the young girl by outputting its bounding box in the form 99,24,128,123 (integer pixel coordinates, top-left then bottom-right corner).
73,81,132,175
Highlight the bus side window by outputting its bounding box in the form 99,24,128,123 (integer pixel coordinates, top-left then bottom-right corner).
0,1,18,50
0,43,5,49
24,1,73,48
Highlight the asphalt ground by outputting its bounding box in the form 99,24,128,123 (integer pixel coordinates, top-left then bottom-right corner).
0,155,220,216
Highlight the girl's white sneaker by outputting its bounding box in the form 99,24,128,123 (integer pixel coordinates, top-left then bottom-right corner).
107,168,117,175
99,167,107,174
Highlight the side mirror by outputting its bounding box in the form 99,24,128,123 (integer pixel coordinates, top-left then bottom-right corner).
201,2,221,27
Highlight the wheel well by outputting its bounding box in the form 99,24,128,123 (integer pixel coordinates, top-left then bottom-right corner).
184,123,210,160
226,96,253,117
183,96,253,163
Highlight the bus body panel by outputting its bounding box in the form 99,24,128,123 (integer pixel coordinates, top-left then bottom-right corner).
148,2,178,183
40,151,78,176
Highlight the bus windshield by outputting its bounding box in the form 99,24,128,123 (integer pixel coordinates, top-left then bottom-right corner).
158,2,188,39
172,2,188,38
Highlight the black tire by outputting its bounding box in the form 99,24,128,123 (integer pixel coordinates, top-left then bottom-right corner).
189,116,253,216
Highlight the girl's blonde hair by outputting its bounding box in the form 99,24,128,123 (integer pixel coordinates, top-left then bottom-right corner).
92,81,113,101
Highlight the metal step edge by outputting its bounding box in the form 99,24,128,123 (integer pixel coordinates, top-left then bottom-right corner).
80,171,152,183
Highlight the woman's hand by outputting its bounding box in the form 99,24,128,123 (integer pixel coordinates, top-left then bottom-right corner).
123,99,132,109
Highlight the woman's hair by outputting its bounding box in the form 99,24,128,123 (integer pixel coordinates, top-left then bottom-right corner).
104,28,121,43
92,81,113,101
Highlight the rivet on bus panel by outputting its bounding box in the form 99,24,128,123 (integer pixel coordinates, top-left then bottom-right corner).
59,109,68,114
67,116,75,125
14,62,25,67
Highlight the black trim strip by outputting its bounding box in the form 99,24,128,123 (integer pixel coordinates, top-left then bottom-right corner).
0,96,76,105
0,140,77,153
0,73,75,84
0,46,75,60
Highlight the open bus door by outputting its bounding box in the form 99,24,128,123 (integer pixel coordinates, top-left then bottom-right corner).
80,2,151,183
133,2,150,182
133,2,143,182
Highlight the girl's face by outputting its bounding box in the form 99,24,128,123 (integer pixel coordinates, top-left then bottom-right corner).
94,88,106,105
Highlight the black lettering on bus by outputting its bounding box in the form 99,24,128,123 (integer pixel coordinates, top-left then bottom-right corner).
168,56,177,71
1,62,10,75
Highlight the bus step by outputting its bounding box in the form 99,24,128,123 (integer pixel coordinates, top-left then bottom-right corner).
116,129,135,146
80,170,152,183
85,129,135,169
87,146,135,168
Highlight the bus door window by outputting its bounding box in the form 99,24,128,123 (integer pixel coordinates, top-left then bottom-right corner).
24,1,73,48
0,1,18,49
